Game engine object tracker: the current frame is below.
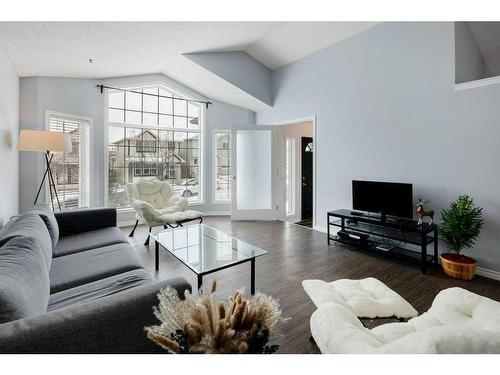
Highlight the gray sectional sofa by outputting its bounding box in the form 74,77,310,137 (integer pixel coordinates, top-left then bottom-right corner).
0,206,191,353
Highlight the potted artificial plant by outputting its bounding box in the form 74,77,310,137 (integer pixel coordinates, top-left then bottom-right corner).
439,195,484,280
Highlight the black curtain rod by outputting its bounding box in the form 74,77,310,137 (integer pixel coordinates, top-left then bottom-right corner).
96,84,212,108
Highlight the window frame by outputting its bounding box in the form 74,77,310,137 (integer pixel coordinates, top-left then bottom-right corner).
285,137,296,217
44,110,94,209
213,129,232,204
103,83,205,210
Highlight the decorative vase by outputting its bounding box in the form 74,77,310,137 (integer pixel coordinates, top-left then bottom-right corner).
440,253,477,280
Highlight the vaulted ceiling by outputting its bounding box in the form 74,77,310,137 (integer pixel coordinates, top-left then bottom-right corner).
469,22,500,76
0,22,380,111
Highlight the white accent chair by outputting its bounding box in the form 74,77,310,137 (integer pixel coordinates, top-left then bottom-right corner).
126,180,203,245
310,287,500,353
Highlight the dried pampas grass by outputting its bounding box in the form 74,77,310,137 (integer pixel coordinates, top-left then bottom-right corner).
146,280,285,353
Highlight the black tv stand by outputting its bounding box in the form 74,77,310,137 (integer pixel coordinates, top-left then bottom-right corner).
328,209,438,274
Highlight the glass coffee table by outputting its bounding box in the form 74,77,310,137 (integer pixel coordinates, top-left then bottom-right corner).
150,224,268,294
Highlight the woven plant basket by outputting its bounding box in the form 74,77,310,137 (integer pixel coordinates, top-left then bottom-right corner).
440,253,476,280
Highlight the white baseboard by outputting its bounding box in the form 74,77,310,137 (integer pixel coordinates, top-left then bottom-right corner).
313,225,327,233
476,266,500,281
203,211,231,216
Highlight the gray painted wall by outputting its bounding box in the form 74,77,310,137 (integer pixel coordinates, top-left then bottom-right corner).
18,74,255,220
19,77,104,212
0,49,19,226
256,22,500,273
455,22,490,83
185,51,272,106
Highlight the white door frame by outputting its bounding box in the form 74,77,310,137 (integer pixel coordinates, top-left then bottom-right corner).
274,116,317,228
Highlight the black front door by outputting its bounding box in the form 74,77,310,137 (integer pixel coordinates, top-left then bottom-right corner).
301,137,313,220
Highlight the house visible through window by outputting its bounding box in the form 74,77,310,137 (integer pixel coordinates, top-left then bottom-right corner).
47,113,91,210
133,162,158,177
214,131,231,202
136,140,156,153
107,86,202,208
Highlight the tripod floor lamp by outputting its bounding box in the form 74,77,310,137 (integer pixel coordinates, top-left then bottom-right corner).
17,130,72,211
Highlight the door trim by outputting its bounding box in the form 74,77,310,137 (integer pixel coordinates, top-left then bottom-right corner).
274,116,317,229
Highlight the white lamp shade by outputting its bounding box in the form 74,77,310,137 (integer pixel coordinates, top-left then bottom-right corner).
17,130,72,153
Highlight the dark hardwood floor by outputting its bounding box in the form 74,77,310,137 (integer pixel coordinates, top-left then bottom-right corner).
122,217,500,354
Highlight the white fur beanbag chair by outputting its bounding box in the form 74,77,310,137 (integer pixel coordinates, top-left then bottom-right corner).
302,277,418,319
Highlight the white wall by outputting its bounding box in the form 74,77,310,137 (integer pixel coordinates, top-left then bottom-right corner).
0,48,19,226
256,22,500,274
18,74,255,221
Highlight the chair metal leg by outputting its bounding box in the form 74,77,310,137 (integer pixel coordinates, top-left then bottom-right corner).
144,227,151,246
129,220,139,237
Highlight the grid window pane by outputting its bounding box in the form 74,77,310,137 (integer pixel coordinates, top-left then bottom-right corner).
109,108,124,123
107,85,202,207
159,114,173,127
174,98,187,117
109,90,124,109
159,88,173,114
174,115,187,129
188,102,200,118
142,88,158,113
125,91,142,111
125,110,141,125
143,113,158,126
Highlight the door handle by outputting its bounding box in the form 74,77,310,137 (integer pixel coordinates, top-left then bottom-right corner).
232,176,236,180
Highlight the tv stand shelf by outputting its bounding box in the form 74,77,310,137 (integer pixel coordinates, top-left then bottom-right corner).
328,209,438,274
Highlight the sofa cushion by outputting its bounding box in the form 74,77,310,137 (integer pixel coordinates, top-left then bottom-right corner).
47,269,153,311
0,213,53,271
49,243,145,293
29,205,60,248
0,237,50,324
53,227,129,258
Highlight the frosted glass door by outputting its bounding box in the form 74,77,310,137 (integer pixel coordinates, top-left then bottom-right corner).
231,127,276,221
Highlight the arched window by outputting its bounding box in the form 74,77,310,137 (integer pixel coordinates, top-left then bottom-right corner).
106,85,202,208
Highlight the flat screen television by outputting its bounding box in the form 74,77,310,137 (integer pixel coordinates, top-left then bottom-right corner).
352,180,413,219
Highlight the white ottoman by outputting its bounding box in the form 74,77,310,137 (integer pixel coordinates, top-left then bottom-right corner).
302,277,417,319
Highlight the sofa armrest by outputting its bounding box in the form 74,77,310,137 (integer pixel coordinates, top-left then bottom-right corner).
55,208,117,237
0,277,191,353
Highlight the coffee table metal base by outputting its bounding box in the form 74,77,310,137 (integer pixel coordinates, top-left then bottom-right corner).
155,240,256,295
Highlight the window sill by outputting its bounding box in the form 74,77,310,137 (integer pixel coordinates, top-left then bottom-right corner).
213,200,231,205
114,201,205,212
